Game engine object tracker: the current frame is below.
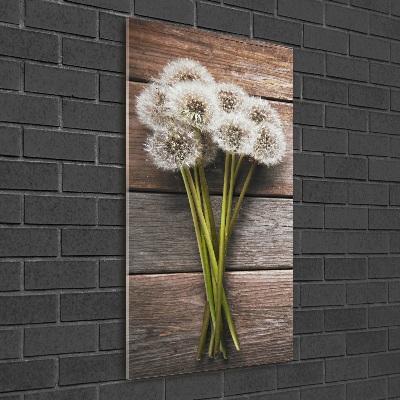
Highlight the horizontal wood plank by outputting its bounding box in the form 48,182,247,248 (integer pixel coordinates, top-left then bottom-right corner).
128,18,293,101
128,82,293,196
129,192,293,274
128,270,293,379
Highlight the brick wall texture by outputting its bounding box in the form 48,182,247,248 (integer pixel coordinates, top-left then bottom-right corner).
0,0,399,399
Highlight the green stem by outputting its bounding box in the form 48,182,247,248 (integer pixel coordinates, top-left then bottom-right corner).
233,154,244,183
214,152,230,354
196,303,210,360
225,152,236,236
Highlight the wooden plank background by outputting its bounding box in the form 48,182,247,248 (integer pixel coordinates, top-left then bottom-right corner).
128,270,293,380
127,18,293,380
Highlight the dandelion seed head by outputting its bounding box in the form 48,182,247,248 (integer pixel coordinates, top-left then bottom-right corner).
158,58,214,86
216,82,247,113
241,96,280,126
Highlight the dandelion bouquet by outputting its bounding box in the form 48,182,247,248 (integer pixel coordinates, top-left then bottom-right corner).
136,59,286,360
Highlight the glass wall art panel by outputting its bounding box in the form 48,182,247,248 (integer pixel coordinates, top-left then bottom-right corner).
126,17,293,380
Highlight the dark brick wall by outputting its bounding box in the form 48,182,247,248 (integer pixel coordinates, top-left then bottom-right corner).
0,0,399,399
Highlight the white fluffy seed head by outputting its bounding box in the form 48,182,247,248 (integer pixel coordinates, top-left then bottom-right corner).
241,96,280,126
166,81,219,129
215,82,247,114
211,113,257,154
247,122,286,167
145,125,202,171
135,83,169,130
158,58,214,86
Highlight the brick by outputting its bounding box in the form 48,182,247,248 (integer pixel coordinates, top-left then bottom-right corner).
293,178,302,201
251,390,300,400
100,259,125,287
302,128,347,154
293,257,324,281
325,155,367,180
347,330,387,355
327,54,368,82
304,25,348,54
303,179,347,204
350,34,389,61
25,260,97,290
100,381,164,400
225,366,276,395
348,182,388,205
59,353,125,385
225,0,274,13
26,0,96,37
25,325,97,356
197,2,249,36
302,231,346,254
294,310,324,334
0,0,20,23
389,281,400,302
0,262,21,291
371,14,400,40
293,49,324,75
0,126,21,156
278,0,323,23
300,333,345,359
62,227,124,256
293,283,300,308
137,0,193,25
389,375,400,398
347,378,387,400
100,13,125,42
369,256,400,278
393,0,400,16
325,307,366,331
392,90,400,111
390,327,400,350
0,359,55,392
277,361,323,388
301,384,345,400
0,26,58,62
326,3,368,33
24,129,96,162
325,356,367,382
349,133,389,157
370,159,400,182
98,199,125,226
100,74,125,103
347,232,389,254
325,105,367,131
0,59,20,90
392,232,400,253
99,136,124,164
65,0,130,12
0,294,56,325
325,257,367,280
167,371,222,399
63,164,124,194
301,283,346,306
63,38,124,73
0,92,58,126
325,206,367,230
293,153,323,177
293,205,323,229
349,84,389,110
390,137,400,158
0,194,21,224
370,112,400,135
303,76,347,104
0,330,20,359
63,99,124,133
369,304,400,327
25,63,96,99
347,281,387,304
25,195,96,225
393,42,400,64
293,73,301,99
26,387,97,400
369,352,400,376
391,185,400,205
254,14,302,46
350,0,389,12
293,101,323,126
0,228,58,257
100,322,124,350
370,62,400,87
61,291,124,321
370,209,400,230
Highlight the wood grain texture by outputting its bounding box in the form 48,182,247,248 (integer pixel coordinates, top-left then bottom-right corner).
128,82,293,196
128,18,293,101
128,192,293,274
128,270,293,380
